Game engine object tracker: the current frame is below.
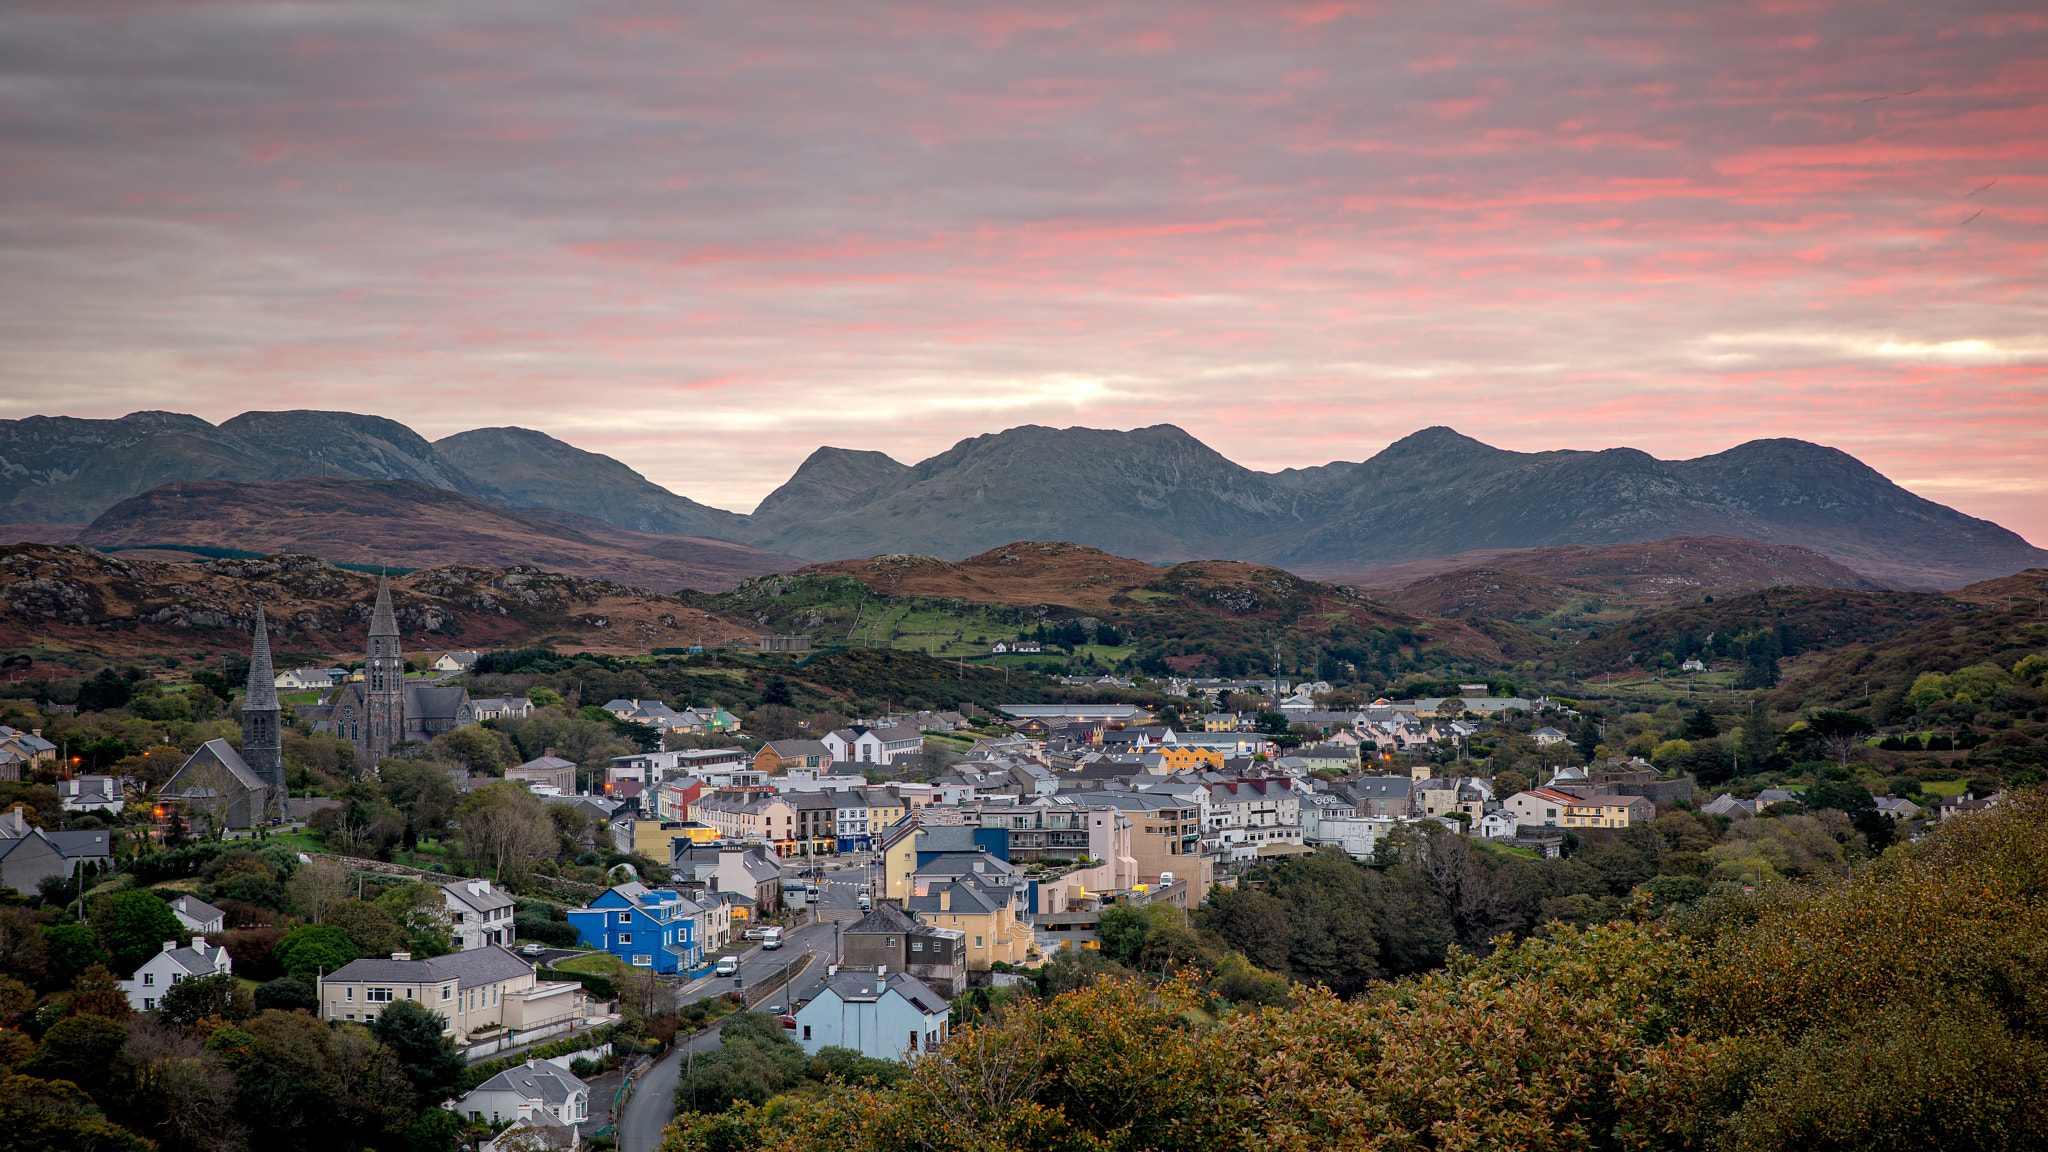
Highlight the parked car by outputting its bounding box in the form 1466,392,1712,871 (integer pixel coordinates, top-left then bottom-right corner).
520,943,546,956
743,926,770,941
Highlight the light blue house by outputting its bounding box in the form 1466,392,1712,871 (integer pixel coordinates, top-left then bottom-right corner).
792,969,951,1062
565,882,699,973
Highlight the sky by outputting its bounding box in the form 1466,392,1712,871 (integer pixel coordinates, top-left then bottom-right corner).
2,1,2044,540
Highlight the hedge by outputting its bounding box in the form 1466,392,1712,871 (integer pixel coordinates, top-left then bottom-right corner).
539,967,617,1001
460,1025,616,1092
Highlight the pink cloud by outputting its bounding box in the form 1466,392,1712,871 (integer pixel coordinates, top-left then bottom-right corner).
0,0,2040,545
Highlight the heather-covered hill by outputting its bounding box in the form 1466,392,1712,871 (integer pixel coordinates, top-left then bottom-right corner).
0,544,766,659
75,478,796,592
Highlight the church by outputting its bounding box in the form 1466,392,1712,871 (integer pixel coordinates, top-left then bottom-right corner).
324,576,475,766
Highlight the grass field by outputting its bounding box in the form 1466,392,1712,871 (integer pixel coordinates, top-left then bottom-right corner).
1919,779,1969,796
554,952,632,976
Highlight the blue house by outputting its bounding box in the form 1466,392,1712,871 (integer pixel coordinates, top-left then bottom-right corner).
565,882,700,973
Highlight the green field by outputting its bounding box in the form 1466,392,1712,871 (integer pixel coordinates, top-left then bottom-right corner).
553,951,631,976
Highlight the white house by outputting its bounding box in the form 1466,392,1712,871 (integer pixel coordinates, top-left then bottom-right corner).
168,895,226,935
793,969,950,1062
470,696,537,723
274,667,344,690
1476,811,1520,840
443,878,518,950
822,725,924,768
433,651,481,673
457,1055,592,1126
122,939,232,1011
1530,727,1570,747
57,775,128,814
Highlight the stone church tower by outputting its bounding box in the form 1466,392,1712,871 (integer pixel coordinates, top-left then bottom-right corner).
363,575,407,765
241,603,286,819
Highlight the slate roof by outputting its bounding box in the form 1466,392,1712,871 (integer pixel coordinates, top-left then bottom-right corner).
815,969,947,1016
431,945,538,989
442,879,517,916
160,941,231,976
169,894,226,922
46,829,114,860
326,956,457,983
469,1060,585,1107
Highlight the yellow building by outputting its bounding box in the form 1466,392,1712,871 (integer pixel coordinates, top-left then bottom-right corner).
1157,745,1225,772
1562,795,1655,829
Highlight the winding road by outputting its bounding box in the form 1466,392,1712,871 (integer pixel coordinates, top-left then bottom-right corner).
617,863,881,1152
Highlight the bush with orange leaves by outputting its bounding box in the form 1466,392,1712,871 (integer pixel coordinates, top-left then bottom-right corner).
661,788,2048,1152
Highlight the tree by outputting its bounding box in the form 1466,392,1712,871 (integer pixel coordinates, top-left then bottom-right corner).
67,963,132,1019
20,1013,128,1090
288,857,351,923
376,883,456,957
0,1074,152,1152
272,924,361,984
0,908,46,986
329,899,409,958
92,890,186,976
761,676,795,708
254,977,318,1014
1681,707,1720,740
40,923,109,989
455,783,556,884
371,998,466,1105
156,971,254,1031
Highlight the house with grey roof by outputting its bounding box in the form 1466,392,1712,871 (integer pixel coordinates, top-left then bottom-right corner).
46,828,115,871
121,939,232,1011
1333,776,1414,818
319,946,585,1044
442,877,517,950
168,894,226,935
458,1055,591,1127
507,752,578,795
793,969,950,1062
0,807,69,896
57,775,130,814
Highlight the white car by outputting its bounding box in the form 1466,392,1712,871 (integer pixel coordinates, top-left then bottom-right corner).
715,957,738,976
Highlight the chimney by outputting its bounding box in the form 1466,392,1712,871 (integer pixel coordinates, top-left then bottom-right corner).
163,940,179,952
391,952,412,961
543,747,556,758
939,887,950,912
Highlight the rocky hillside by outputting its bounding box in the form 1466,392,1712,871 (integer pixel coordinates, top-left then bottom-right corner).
705,541,1548,676
0,545,766,660
75,478,797,592
1375,536,1886,618
9,411,2042,588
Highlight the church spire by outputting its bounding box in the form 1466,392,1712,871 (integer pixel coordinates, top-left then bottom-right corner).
370,573,399,636
244,603,279,709
241,603,286,820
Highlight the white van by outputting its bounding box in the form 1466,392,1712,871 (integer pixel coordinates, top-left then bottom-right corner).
715,956,738,976
761,928,783,950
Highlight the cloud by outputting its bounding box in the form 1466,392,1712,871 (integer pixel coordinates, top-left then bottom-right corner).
0,0,2041,541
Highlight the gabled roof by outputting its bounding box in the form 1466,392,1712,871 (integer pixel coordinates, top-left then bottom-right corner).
47,829,114,860
170,894,226,922
326,956,456,984
812,969,947,1016
430,945,537,989
442,878,517,914
510,755,577,774
156,941,230,976
844,903,922,936
162,738,265,796
467,1060,585,1106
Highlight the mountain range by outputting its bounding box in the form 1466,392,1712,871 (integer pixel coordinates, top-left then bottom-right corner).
4,410,2042,590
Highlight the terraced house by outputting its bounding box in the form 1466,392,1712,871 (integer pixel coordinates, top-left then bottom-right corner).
565,881,700,973
689,790,798,851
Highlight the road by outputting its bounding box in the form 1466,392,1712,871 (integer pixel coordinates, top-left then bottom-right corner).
619,859,884,1152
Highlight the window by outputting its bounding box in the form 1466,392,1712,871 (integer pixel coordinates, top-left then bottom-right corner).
346,988,354,1002
143,972,154,986
909,1029,919,1052
912,940,923,952
143,998,154,1010
803,1025,811,1040
442,985,452,1001
632,954,653,966
975,936,983,948
368,988,394,1002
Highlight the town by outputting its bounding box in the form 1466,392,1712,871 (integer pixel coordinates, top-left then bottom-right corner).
3,563,2036,1152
